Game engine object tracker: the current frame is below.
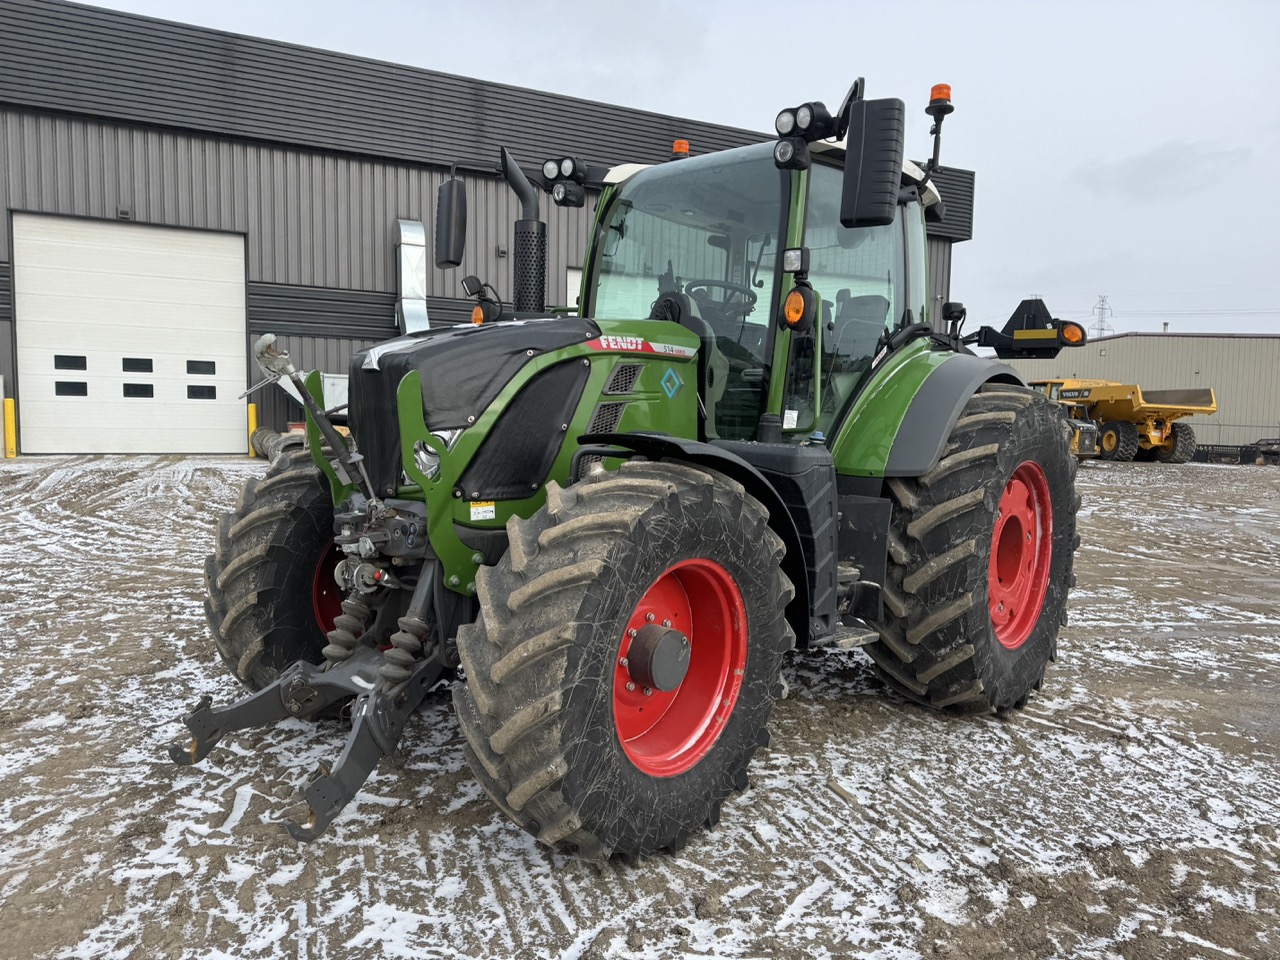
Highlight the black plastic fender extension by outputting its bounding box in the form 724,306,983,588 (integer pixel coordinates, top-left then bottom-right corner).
580,432,812,649
884,353,1023,477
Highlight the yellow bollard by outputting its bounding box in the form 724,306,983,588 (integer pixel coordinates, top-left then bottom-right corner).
3,398,16,458
247,402,258,458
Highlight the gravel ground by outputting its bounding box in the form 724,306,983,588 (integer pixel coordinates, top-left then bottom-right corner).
0,455,1277,960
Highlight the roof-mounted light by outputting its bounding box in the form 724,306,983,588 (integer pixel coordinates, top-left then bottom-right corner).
926,83,954,119
772,137,810,170
541,159,559,180
778,101,835,142
551,180,586,208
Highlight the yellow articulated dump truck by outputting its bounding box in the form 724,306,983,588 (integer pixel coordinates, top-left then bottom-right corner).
1030,379,1218,464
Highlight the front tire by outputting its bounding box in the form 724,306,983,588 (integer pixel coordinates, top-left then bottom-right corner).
453,460,793,859
865,384,1079,713
205,446,341,691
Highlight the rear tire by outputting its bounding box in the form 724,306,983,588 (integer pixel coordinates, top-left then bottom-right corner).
865,384,1079,713
205,446,340,691
1156,422,1196,463
453,460,793,859
1098,420,1139,461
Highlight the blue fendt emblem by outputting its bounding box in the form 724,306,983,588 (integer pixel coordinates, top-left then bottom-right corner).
661,368,683,399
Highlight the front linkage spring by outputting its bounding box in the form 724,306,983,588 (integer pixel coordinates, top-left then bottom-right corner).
322,594,372,666
380,613,433,688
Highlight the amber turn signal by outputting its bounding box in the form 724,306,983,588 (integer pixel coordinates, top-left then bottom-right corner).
1060,321,1086,344
471,305,485,325
783,290,807,326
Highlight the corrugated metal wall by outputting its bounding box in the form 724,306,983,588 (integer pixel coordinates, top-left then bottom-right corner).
927,237,952,321
0,0,768,174
924,168,975,243
1008,335,1280,446
0,262,12,396
0,108,593,306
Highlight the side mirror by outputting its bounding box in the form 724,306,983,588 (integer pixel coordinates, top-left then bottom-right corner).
840,98,905,228
942,301,966,328
435,178,467,269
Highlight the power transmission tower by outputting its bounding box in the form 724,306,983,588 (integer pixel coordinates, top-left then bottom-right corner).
1090,294,1114,338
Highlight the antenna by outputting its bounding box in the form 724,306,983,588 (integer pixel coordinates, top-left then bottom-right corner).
1090,294,1114,338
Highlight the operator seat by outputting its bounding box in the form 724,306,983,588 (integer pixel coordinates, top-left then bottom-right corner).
830,291,889,360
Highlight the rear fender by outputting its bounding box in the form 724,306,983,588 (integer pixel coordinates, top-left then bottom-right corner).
831,347,1023,478
582,432,812,649
884,353,1024,476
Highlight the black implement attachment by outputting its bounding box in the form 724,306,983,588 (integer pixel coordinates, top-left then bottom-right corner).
169,646,443,840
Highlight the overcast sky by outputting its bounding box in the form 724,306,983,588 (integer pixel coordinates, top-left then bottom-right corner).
94,0,1280,335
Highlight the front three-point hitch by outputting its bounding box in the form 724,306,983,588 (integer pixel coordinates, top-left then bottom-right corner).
171,336,447,840
169,646,444,840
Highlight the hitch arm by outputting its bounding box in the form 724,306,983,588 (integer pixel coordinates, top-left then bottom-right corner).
168,648,383,766
284,656,443,841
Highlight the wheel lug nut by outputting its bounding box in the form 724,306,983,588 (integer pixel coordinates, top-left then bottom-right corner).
645,613,655,622
643,687,653,697
625,681,636,692
619,657,629,667
627,628,637,638
662,619,671,627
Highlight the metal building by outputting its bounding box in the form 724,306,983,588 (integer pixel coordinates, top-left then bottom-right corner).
0,0,974,452
1009,333,1280,446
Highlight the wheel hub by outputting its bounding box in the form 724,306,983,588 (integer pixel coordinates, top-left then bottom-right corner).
612,559,747,777
626,624,691,692
988,461,1053,650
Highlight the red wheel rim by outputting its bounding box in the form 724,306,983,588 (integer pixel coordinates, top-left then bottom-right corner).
312,542,344,634
613,559,748,777
988,461,1053,650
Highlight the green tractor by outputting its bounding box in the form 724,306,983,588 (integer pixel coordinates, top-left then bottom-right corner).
172,80,1086,858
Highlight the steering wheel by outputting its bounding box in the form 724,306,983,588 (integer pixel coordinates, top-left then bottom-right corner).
684,280,758,312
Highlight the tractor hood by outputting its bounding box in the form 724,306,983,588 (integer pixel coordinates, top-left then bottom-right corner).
349,316,599,497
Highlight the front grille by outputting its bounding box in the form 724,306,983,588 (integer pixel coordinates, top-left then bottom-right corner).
588,402,627,434
603,363,643,395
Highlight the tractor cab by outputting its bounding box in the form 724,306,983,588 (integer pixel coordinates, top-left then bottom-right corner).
583,141,939,444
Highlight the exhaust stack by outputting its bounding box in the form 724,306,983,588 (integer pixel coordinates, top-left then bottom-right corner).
500,147,547,314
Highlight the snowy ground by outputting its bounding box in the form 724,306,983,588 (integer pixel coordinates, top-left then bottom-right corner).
0,456,1277,960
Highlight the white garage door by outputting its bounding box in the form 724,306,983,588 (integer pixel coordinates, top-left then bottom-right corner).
13,215,248,454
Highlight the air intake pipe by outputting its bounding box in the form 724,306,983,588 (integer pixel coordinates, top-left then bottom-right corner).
500,147,547,314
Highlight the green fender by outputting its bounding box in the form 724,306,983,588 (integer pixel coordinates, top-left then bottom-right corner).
831,346,1023,478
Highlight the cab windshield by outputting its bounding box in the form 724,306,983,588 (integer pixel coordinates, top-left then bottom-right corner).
588,144,785,440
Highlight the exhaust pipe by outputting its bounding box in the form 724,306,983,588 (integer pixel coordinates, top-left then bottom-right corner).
500,148,547,314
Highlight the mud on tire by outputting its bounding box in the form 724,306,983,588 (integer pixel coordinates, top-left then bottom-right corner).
452,459,794,860
204,446,339,691
865,384,1080,713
